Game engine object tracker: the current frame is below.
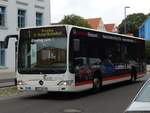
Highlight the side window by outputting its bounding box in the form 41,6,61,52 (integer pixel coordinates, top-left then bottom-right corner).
89,58,101,65
0,6,6,27
73,58,84,67
103,40,114,62
121,44,128,62
18,9,26,28
36,12,43,26
121,42,137,62
102,40,122,63
0,42,5,66
73,39,80,52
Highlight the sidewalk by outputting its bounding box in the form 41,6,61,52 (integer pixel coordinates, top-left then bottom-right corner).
0,72,16,87
0,72,16,80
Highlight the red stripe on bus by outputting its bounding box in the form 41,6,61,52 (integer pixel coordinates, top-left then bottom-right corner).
137,72,145,77
75,80,93,86
103,73,130,81
138,72,145,75
75,72,145,86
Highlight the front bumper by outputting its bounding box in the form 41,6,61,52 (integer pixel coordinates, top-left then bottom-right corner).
17,84,76,92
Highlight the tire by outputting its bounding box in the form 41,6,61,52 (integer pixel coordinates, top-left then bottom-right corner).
130,67,137,83
92,75,102,92
133,71,137,81
130,75,134,83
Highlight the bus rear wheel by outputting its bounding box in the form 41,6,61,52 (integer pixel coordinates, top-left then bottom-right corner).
92,77,102,92
130,68,137,83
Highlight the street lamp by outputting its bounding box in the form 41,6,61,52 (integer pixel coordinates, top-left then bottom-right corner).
124,6,130,34
49,0,51,24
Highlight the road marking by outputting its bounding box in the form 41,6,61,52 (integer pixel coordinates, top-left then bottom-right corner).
63,108,82,113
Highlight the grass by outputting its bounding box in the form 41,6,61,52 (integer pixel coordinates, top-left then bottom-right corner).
0,86,19,97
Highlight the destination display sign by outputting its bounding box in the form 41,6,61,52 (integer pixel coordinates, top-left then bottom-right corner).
102,34,121,41
102,34,136,43
20,26,67,39
72,28,99,38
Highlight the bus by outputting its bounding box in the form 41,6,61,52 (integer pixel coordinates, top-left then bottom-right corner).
14,25,146,92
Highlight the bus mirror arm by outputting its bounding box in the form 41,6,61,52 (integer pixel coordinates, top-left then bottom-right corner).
4,34,18,48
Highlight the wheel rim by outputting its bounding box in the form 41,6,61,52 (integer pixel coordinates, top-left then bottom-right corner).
131,76,134,82
93,78,100,89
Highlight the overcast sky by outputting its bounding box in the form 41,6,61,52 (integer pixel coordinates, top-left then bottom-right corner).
50,0,150,25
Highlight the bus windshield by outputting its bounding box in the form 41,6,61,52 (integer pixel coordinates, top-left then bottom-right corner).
18,26,67,74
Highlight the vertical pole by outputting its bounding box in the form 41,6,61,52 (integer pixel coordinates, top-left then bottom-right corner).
49,0,51,24
124,6,130,34
124,7,126,34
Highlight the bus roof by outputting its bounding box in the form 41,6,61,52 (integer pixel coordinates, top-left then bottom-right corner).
20,24,145,41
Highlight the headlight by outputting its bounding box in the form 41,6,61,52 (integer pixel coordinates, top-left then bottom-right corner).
17,80,27,85
57,80,73,86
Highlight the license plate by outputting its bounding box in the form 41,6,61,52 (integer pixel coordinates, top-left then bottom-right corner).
35,87,48,91
25,87,31,91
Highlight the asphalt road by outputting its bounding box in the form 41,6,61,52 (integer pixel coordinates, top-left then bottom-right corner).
0,74,149,113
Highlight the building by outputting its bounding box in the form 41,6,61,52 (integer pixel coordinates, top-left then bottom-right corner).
139,16,150,40
86,18,105,31
104,24,118,33
0,0,50,73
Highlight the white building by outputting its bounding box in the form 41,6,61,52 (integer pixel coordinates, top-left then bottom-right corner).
0,0,50,73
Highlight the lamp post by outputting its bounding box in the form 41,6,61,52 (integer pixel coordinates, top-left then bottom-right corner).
124,6,130,34
49,0,51,24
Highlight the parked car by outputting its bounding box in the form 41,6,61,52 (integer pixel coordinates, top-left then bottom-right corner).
125,79,150,113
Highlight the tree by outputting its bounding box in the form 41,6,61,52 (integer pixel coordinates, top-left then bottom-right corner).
60,14,91,28
118,13,147,36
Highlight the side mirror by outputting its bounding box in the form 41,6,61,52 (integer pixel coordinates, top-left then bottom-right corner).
73,39,80,52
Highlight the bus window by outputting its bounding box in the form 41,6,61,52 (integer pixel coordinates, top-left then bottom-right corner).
18,27,67,74
73,39,80,52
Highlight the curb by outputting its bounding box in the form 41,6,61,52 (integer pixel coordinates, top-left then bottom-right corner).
0,78,15,83
0,78,16,88
0,82,15,88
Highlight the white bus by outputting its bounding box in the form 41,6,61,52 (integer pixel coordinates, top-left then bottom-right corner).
11,25,145,92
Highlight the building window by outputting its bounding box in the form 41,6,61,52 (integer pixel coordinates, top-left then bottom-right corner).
0,6,6,27
36,12,43,26
0,42,5,66
18,9,26,28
